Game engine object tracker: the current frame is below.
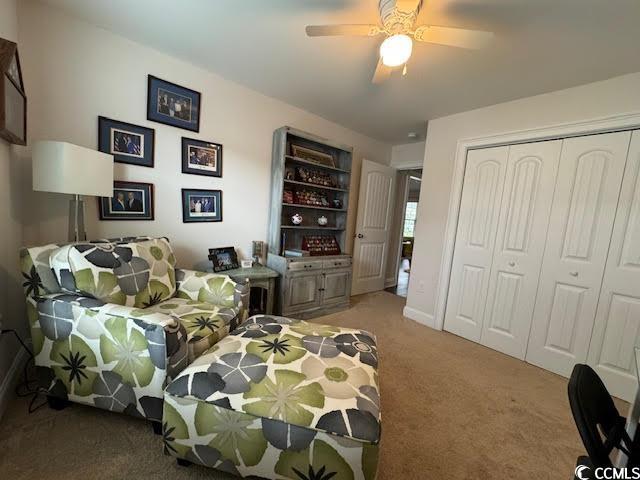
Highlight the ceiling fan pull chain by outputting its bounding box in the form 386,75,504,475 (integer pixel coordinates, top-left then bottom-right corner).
402,64,407,76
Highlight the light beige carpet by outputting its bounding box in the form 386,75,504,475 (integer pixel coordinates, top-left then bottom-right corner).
0,291,602,479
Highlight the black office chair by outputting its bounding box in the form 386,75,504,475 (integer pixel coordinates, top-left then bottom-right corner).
568,364,639,470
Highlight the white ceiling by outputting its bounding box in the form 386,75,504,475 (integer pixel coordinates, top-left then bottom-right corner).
39,0,640,144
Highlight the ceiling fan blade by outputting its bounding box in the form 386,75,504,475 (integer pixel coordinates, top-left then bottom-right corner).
413,26,493,49
306,25,380,37
372,58,393,84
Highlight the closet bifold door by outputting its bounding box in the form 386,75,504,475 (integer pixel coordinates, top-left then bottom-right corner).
588,130,640,402
444,146,508,342
479,140,562,359
526,131,632,377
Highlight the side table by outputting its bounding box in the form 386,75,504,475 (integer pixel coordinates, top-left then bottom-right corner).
214,264,279,315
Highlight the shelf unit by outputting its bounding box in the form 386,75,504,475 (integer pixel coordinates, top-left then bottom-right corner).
281,203,347,213
267,126,353,319
268,126,353,256
284,155,352,174
284,179,348,192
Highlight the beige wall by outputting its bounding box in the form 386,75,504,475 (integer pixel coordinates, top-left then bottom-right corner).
0,0,27,414
390,141,425,169
405,71,640,325
18,0,391,270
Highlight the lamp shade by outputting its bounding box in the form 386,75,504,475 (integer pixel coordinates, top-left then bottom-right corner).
32,141,114,197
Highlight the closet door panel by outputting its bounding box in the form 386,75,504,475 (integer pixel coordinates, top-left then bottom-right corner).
444,146,508,341
526,131,632,377
480,140,562,359
588,130,640,401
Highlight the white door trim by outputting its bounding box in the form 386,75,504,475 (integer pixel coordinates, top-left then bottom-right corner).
433,111,640,331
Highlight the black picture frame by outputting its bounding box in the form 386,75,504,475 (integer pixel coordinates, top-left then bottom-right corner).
182,188,222,223
208,247,239,272
98,116,155,168
181,137,222,177
98,181,154,221
147,75,201,132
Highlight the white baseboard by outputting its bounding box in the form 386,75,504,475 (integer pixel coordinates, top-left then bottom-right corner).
403,306,436,329
0,348,29,422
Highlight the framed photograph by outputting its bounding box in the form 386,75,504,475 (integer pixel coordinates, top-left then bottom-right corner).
291,144,335,168
98,116,155,167
0,40,27,145
98,181,154,221
241,259,253,269
208,247,239,273
182,188,222,223
147,75,200,132
181,137,222,177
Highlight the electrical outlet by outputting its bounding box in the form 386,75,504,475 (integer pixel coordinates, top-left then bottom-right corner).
417,280,425,293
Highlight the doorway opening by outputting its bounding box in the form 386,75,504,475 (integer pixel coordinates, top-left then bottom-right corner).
386,169,422,297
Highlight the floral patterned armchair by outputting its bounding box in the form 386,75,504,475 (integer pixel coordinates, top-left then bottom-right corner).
20,236,249,427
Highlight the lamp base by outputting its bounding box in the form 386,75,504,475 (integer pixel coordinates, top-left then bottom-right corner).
68,195,86,243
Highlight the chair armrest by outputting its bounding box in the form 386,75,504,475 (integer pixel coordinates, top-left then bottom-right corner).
175,269,250,324
34,293,189,383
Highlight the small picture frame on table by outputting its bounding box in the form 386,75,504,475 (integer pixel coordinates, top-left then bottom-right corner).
147,75,200,132
241,260,253,269
182,137,222,177
209,247,239,273
98,181,154,220
182,188,222,223
98,116,155,167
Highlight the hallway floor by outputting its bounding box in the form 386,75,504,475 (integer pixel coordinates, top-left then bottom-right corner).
385,258,410,297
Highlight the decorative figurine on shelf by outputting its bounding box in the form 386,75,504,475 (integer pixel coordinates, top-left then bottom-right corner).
332,199,343,209
285,167,295,181
291,213,303,225
317,215,328,226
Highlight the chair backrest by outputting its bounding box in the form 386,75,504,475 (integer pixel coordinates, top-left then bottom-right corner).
19,236,159,302
568,364,626,467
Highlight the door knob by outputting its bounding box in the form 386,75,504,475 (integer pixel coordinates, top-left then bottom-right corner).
569,271,579,277
357,234,364,239
508,261,516,267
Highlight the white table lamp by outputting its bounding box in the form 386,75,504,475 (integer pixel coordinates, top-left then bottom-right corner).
32,141,114,242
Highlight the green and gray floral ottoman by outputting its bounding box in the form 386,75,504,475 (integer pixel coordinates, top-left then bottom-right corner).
162,315,381,480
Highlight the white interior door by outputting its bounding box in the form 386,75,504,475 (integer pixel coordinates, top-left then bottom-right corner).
480,140,562,359
444,146,509,341
526,131,632,377
588,131,640,401
351,159,396,295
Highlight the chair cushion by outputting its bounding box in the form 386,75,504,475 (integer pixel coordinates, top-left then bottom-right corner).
166,315,380,444
146,298,239,362
66,238,177,307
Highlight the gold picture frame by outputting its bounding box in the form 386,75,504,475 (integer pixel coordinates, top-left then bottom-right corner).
291,144,335,167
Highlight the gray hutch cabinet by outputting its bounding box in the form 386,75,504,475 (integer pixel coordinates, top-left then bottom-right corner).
267,126,353,318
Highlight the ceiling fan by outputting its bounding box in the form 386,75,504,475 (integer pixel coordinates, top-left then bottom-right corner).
306,0,494,84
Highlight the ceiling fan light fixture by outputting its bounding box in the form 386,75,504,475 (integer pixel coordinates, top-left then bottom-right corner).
380,34,413,67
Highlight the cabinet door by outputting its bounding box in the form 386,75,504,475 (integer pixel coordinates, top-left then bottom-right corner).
526,131,631,377
480,140,562,359
444,146,509,342
588,130,640,402
321,269,352,306
284,272,321,313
